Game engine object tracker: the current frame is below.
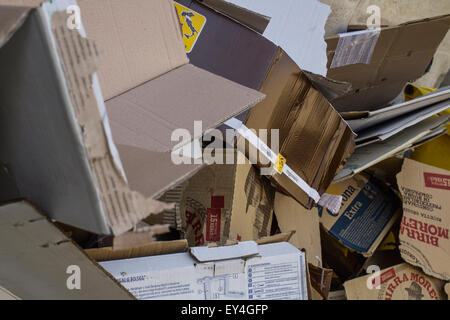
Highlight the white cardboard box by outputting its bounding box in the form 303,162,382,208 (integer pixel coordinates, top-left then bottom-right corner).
100,241,308,300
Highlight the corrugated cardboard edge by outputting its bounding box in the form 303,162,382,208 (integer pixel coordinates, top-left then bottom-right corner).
85,239,189,262
49,11,173,235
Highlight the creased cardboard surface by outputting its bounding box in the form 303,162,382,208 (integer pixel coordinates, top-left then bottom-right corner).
78,0,189,100
397,159,450,281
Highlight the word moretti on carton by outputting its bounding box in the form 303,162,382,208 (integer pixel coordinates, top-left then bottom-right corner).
0,0,263,235
397,158,450,281
100,241,308,300
344,263,447,300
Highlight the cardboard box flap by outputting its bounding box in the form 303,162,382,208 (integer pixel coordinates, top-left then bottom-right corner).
78,0,189,100
116,145,202,199
0,201,133,300
106,63,264,153
190,241,259,262
0,5,31,49
325,14,450,111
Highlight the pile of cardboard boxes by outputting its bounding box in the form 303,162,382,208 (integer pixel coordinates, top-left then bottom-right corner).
0,0,449,300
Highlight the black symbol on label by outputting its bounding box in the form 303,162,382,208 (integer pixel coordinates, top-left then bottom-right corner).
181,11,198,39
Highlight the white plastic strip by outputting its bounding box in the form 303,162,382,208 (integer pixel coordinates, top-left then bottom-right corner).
225,118,342,214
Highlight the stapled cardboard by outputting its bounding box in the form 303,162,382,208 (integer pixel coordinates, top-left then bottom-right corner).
344,263,447,300
319,173,401,257
0,200,133,300
397,159,450,281
324,15,450,112
100,241,308,300
176,0,355,209
229,163,275,242
0,0,264,235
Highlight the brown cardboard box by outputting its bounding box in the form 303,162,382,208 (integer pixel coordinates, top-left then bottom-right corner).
397,159,450,281
176,0,355,210
319,173,401,257
0,0,263,235
229,163,275,242
344,263,447,300
325,16,450,112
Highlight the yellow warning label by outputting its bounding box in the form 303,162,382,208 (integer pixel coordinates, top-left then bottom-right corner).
174,2,207,53
274,154,286,174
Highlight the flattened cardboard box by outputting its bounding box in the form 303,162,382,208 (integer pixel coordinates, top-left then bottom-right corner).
229,162,274,242
319,173,401,257
0,0,263,235
175,0,355,209
99,241,308,300
397,159,450,281
325,15,450,112
344,263,447,300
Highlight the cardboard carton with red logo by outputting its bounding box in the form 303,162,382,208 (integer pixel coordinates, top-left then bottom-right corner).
344,263,447,300
397,159,450,281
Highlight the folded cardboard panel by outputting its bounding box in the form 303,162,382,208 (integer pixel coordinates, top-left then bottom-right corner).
325,15,450,111
176,0,355,209
0,0,264,235
397,159,450,281
0,201,133,300
99,241,308,300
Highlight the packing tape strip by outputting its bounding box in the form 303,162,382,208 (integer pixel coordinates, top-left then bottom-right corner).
224,118,342,213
